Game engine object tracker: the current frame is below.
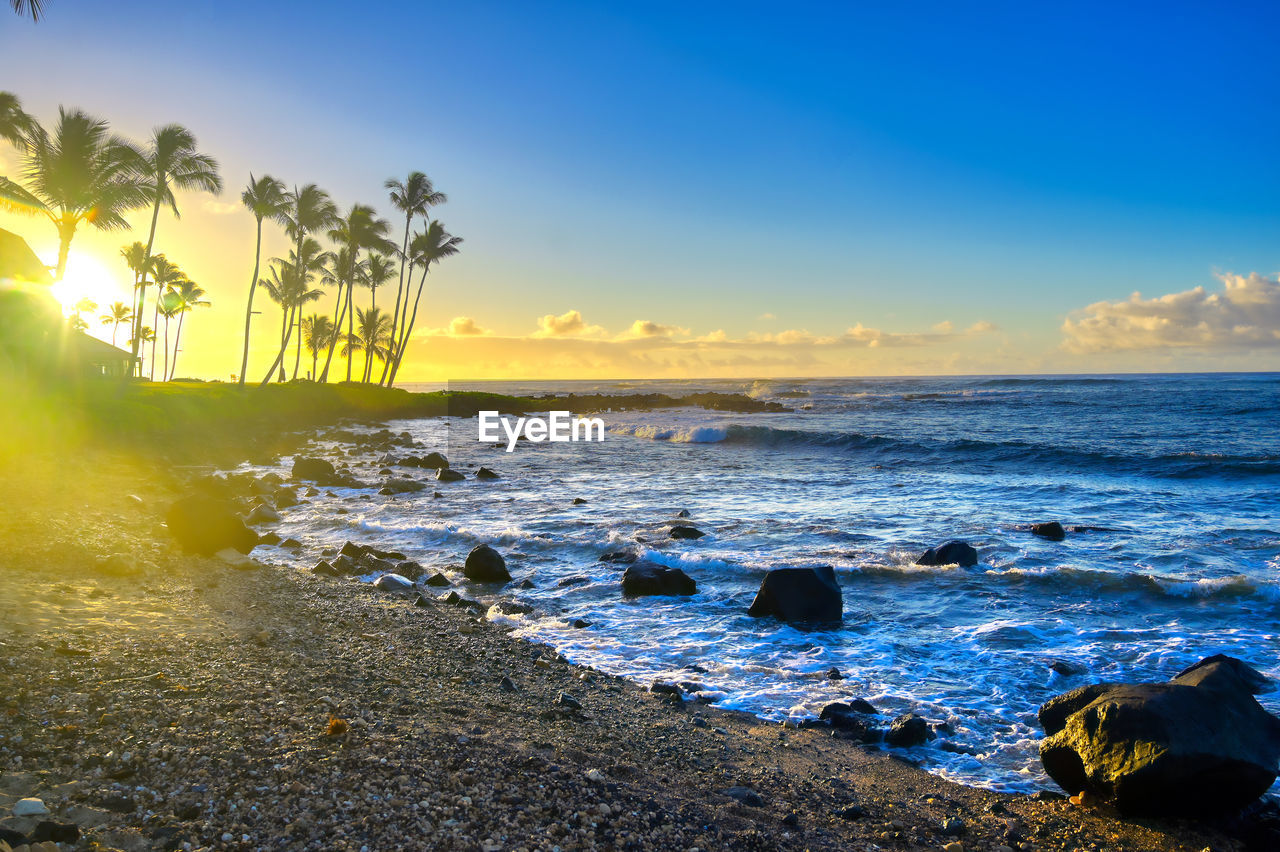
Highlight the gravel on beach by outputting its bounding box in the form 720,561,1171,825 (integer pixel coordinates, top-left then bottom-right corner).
0,448,1266,851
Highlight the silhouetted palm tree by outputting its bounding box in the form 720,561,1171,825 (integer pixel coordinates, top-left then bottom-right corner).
259,238,328,384
344,306,393,377
100,301,132,347
389,220,462,384
131,124,222,371
146,255,185,380
261,184,337,385
237,173,288,386
158,288,182,383
382,172,445,385
0,92,32,146
167,278,208,380
322,204,393,383
10,0,44,22
301,314,334,380
0,107,145,281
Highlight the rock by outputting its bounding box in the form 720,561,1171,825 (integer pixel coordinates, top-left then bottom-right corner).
1038,654,1280,815
381,478,427,494
572,498,588,505
1031,521,1066,541
395,560,424,581
282,537,302,548
621,561,696,596
29,821,78,843
216,548,255,569
781,812,799,827
166,494,258,555
827,667,845,680
650,682,684,701
722,786,764,807
340,541,366,558
676,509,691,518
885,713,931,747
819,702,882,742
291,456,337,483
424,572,451,587
599,550,637,565
12,799,48,817
463,544,511,583
373,573,414,592
942,843,964,852
437,468,465,482
941,816,966,835
311,559,340,576
246,503,282,525
1050,660,1085,677
747,566,843,623
274,488,299,508
669,524,705,540
359,553,396,574
257,531,282,546
476,467,500,480
421,451,449,469
571,618,592,629
916,540,978,567
499,676,518,692
555,692,581,710
834,803,866,820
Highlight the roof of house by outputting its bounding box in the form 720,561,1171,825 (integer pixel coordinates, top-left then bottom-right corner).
70,331,138,363
0,228,53,286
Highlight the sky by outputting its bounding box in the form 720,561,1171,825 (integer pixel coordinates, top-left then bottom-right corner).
2,0,1279,380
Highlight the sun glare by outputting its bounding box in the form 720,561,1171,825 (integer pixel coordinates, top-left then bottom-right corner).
51,252,130,317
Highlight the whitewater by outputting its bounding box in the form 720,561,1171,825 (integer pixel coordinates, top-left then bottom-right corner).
239,373,1280,793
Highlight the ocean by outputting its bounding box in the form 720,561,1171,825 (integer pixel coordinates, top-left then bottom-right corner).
240,373,1280,793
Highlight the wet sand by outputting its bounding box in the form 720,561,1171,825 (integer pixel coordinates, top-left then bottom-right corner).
0,445,1258,851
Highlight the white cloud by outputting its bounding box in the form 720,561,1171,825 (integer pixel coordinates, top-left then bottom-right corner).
1062,272,1280,352
448,316,489,336
933,320,954,333
967,320,998,334
532,309,606,338
202,199,241,215
617,319,689,340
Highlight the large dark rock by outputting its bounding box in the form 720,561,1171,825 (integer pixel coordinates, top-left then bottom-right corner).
885,712,931,747
166,495,258,556
437,468,465,482
291,456,337,483
621,561,696,596
1031,521,1066,541
380,478,427,494
463,544,511,583
747,566,842,623
669,524,705,540
422,452,449,469
1038,655,1280,816
819,701,882,742
916,540,978,567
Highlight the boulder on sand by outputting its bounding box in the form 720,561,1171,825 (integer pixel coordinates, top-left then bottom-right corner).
167,494,258,556
916,540,978,567
621,561,696,597
373,573,414,592
1038,654,1280,816
463,544,511,583
291,456,337,483
747,566,843,623
885,712,931,747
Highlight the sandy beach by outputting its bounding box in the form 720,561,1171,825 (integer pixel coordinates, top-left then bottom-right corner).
0,433,1270,852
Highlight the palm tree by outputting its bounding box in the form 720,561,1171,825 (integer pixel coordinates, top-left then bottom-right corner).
359,252,396,380
130,325,155,353
146,255,186,379
0,107,146,281
0,92,32,146
130,124,222,372
10,1,44,21
100,301,132,347
237,173,288,386
345,306,393,375
166,278,209,380
382,172,445,385
258,239,327,385
301,314,334,380
388,220,462,384
320,204,393,383
157,288,183,383
260,184,337,385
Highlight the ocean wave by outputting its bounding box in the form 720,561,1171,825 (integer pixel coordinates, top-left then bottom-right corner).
850,562,1280,602
611,422,1280,479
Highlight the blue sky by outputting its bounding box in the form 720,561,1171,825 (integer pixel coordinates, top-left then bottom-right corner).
3,1,1278,377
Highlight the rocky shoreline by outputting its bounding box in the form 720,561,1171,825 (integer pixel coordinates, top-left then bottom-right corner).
1,436,1277,851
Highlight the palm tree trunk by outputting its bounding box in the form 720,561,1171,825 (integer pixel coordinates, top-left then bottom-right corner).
238,218,264,386
259,301,291,386
380,258,413,386
162,312,171,382
131,199,162,373
345,289,355,383
318,281,345,382
390,262,430,384
291,310,303,380
384,212,410,384
169,311,186,381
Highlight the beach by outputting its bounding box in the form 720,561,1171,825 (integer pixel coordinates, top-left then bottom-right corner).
0,413,1272,851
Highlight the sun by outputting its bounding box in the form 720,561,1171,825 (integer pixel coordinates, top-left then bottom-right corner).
50,251,132,317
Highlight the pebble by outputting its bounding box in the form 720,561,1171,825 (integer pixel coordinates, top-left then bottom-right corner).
942,843,964,852
12,798,48,817
941,816,965,835
555,692,581,710
585,769,606,783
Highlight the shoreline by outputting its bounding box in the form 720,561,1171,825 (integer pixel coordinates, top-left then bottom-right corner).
1,429,1272,850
